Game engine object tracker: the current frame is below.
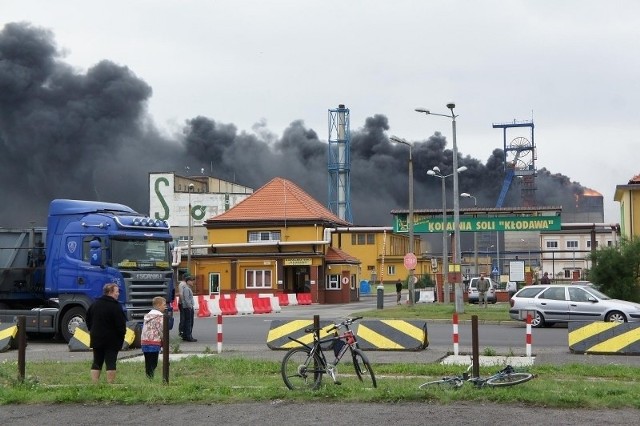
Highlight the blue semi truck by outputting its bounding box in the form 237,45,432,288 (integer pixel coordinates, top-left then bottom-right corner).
0,199,175,342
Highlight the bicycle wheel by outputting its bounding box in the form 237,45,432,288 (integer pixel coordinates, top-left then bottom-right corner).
485,372,534,387
352,349,377,388
281,347,324,390
419,377,464,390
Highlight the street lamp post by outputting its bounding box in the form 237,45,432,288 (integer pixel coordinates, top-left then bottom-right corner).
427,165,467,305
390,135,415,305
417,103,465,313
461,193,478,278
187,183,194,274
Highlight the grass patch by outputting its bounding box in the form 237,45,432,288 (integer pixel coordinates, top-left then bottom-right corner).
360,301,511,322
1,356,639,408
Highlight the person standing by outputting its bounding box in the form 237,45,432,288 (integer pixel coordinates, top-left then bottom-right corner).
141,296,167,379
86,282,127,384
477,273,490,308
180,274,197,342
177,273,188,338
506,281,518,299
396,279,403,305
540,272,551,284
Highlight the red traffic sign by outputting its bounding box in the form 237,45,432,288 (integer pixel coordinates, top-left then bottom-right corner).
404,253,417,270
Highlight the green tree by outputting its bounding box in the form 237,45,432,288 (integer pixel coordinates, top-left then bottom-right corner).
589,239,640,302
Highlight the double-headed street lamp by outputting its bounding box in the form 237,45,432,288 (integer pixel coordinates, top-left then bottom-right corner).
389,135,415,305
417,103,465,313
427,165,467,305
461,192,478,278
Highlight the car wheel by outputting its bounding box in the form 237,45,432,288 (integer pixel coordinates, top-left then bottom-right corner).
605,311,627,323
531,311,545,328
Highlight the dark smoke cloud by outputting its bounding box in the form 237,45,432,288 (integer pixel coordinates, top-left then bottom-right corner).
0,22,588,228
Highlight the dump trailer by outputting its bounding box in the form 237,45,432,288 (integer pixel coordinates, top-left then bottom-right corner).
0,199,174,342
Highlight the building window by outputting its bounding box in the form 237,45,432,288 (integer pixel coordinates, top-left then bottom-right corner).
351,233,374,245
607,240,612,247
586,240,591,248
248,231,281,243
546,241,558,249
326,274,341,290
246,270,272,288
178,236,193,243
567,241,579,249
387,265,396,276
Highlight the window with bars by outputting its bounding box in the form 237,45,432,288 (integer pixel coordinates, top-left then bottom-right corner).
326,274,341,290
248,231,281,243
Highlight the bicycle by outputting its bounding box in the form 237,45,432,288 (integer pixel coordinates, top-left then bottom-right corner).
280,316,377,390
419,365,534,390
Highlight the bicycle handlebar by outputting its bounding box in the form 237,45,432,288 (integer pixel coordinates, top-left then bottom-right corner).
304,316,364,334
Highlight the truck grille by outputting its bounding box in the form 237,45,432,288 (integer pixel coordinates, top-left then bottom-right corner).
122,272,173,320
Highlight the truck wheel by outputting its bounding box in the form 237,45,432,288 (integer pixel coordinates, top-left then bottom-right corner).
61,307,87,342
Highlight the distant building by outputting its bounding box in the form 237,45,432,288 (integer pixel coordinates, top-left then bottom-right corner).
614,174,640,240
148,172,253,247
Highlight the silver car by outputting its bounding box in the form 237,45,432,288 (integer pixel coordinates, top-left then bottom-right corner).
509,284,640,328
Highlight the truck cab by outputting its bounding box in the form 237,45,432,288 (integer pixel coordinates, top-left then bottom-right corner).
1,199,175,342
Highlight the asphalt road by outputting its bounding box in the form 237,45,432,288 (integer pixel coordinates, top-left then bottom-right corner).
2,294,640,367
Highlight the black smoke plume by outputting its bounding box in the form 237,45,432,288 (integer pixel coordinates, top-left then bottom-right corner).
0,22,588,228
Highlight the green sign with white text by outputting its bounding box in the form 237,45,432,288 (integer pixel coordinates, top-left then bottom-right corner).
394,215,561,233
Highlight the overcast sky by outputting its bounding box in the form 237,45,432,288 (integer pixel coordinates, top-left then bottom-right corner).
3,0,639,224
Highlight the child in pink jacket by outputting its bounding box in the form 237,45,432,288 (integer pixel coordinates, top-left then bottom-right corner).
141,297,166,378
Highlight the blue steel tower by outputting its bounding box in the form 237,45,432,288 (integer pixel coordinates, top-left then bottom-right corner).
328,104,353,223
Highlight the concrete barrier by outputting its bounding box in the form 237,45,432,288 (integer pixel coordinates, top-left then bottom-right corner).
0,322,18,352
569,321,640,354
68,321,140,352
356,320,429,351
266,319,429,351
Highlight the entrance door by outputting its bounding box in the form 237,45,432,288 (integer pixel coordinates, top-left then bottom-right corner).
209,273,220,295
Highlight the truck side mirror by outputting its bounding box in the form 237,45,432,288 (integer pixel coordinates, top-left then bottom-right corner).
89,240,103,267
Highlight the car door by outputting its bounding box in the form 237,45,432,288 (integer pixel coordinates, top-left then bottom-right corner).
568,287,605,322
537,286,570,322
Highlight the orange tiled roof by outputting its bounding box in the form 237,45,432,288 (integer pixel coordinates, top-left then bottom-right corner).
325,246,360,264
205,177,352,225
628,174,640,184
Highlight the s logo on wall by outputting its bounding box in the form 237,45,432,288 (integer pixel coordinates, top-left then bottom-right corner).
153,176,171,221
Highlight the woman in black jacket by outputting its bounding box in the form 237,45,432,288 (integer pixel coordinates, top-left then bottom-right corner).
86,282,127,384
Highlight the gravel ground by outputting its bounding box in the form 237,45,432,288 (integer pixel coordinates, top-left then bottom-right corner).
1,401,638,425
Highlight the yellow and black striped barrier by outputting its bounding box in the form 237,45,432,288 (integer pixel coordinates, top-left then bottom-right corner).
356,320,428,351
68,321,141,352
266,319,428,351
569,321,640,354
266,319,334,350
0,322,18,352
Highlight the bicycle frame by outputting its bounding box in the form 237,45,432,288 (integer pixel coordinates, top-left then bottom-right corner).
281,316,376,390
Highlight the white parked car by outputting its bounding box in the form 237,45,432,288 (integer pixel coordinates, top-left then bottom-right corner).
467,277,497,304
509,284,640,328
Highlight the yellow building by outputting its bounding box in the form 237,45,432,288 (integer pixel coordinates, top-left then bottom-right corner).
181,177,425,303
614,174,640,240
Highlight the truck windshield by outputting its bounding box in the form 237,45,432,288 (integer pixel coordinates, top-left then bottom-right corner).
111,239,171,269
